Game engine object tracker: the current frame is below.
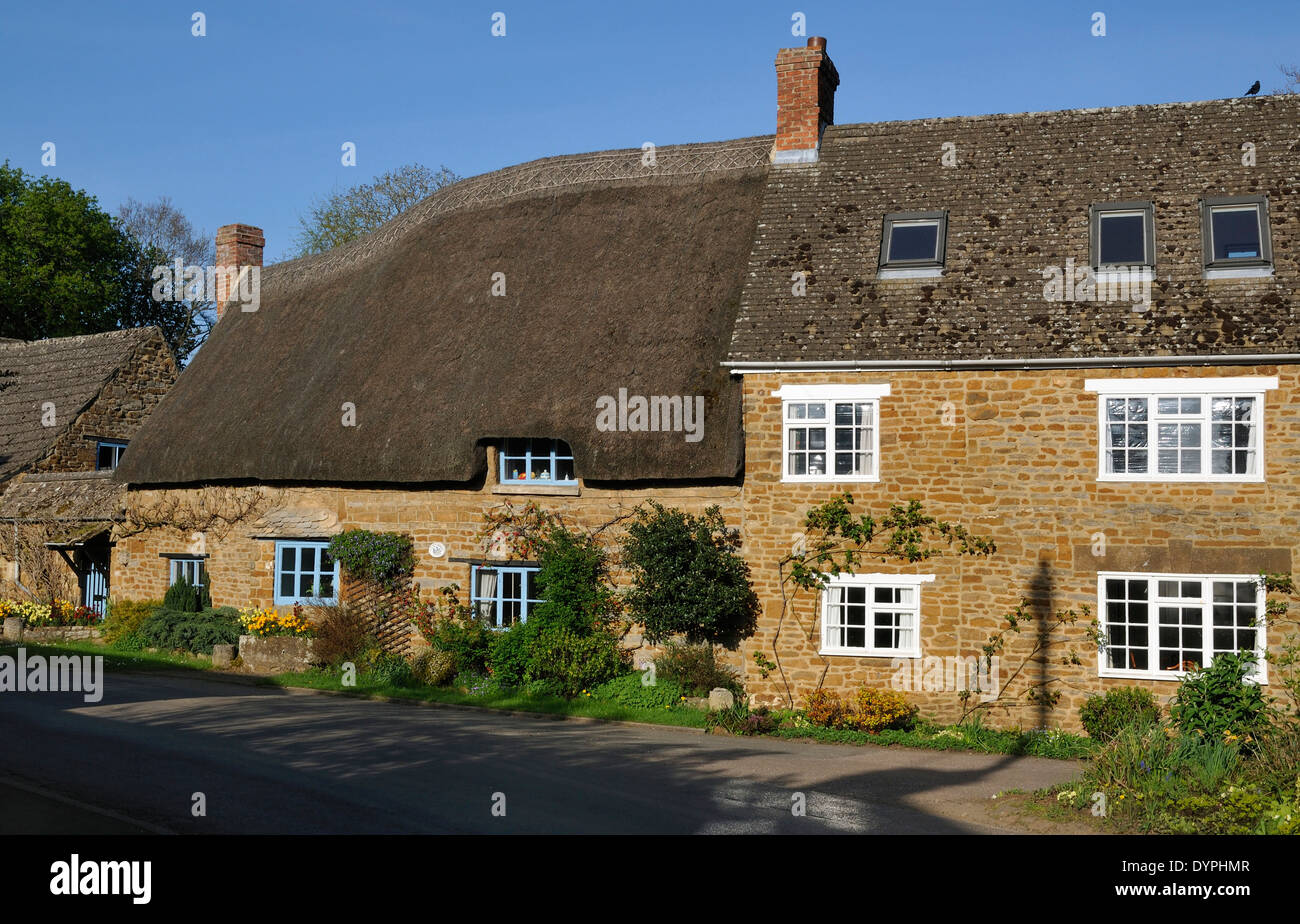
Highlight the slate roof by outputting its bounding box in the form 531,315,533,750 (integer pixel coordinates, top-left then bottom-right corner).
728,95,1300,366
0,328,165,482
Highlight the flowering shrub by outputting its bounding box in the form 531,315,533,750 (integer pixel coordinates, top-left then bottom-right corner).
0,599,99,627
803,687,917,733
238,605,315,638
326,530,414,588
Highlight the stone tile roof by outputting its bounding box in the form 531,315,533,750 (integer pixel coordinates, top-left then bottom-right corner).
0,328,162,481
0,471,125,523
728,96,1300,365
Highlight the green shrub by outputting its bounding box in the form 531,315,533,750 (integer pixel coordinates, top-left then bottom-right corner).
531,526,620,633
424,612,494,675
411,649,456,687
364,650,415,687
162,574,210,613
521,678,567,699
487,620,536,687
525,627,625,697
136,606,240,654
706,702,777,736
621,502,759,646
590,671,686,709
102,598,161,645
653,640,742,698
1079,687,1162,741
1171,652,1268,742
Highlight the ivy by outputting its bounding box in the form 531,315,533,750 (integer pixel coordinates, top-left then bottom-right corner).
327,529,415,588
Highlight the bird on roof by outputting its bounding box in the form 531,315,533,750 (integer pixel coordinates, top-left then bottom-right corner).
1245,80,1261,96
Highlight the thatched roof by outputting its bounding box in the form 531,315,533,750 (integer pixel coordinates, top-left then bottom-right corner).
0,471,125,523
0,328,166,482
116,139,771,486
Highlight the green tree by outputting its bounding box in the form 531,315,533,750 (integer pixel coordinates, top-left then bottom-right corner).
0,162,191,356
620,502,760,647
292,162,460,256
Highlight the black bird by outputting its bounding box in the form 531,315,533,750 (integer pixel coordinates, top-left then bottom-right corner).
1245,80,1261,96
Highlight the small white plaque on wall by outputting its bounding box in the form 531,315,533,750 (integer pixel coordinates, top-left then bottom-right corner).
428,542,447,559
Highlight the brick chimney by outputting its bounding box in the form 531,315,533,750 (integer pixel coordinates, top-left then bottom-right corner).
773,36,840,164
213,223,264,320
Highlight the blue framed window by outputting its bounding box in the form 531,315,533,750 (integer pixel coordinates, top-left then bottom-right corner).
470,564,541,628
96,440,128,470
274,541,339,605
499,438,575,485
169,557,206,590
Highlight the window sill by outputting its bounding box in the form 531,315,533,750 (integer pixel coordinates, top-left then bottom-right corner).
782,475,880,484
1096,474,1264,484
820,648,920,660
1204,265,1274,280
491,482,580,496
877,266,943,280
1099,666,1267,684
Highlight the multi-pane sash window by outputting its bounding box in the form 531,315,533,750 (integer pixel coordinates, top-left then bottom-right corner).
471,564,541,628
169,557,205,589
820,573,931,658
274,541,338,605
1098,573,1266,680
774,384,890,482
1086,378,1276,482
499,438,576,485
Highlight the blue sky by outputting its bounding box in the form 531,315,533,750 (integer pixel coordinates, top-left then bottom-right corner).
3,0,1298,262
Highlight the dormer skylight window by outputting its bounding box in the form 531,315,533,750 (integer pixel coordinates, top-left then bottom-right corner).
1201,195,1272,275
1090,201,1155,270
878,212,947,277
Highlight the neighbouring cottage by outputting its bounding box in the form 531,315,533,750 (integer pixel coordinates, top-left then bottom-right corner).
0,327,179,611
730,39,1300,726
111,36,1300,729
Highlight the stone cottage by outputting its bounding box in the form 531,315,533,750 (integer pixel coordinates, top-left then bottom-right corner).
0,327,179,611
112,36,1300,727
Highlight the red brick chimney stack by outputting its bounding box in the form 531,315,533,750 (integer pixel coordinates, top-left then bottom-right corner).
773,36,840,164
213,223,265,321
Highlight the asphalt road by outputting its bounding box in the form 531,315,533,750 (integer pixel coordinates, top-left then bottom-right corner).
0,671,1081,834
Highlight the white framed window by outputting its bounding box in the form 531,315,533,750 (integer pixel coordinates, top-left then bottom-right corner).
274,540,339,605
1084,377,1277,482
168,557,205,589
1097,572,1267,682
819,573,933,658
773,384,889,482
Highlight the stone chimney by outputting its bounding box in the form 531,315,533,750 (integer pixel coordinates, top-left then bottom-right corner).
773,36,840,164
213,223,265,321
